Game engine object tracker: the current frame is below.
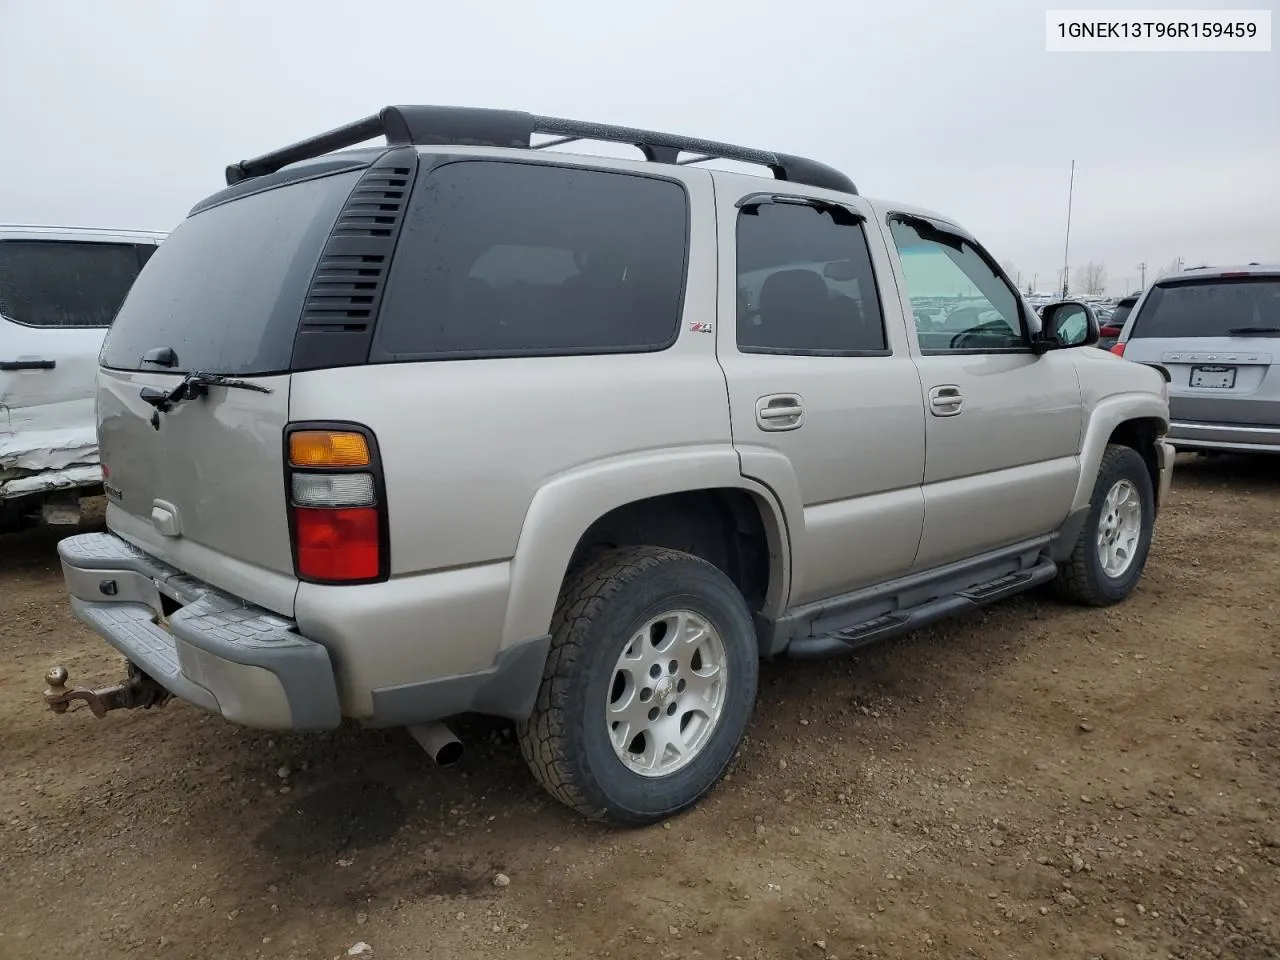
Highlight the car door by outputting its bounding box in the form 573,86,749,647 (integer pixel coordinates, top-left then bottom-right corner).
877,211,1082,570
715,178,926,606
0,238,152,478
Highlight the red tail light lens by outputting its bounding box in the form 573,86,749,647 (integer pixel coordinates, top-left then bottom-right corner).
294,507,381,581
1099,325,1122,338
1110,342,1127,357
285,424,387,584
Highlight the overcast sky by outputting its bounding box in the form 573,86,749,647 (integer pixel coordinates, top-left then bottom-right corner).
1,0,1276,295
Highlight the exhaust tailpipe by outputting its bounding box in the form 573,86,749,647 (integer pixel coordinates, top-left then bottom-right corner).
409,722,463,766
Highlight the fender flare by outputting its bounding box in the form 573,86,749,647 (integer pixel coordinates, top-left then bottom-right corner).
499,445,794,648
1073,393,1170,511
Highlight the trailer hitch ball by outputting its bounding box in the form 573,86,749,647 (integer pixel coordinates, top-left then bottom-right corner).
44,666,73,714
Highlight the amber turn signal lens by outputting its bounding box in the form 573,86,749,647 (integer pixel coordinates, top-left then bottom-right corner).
288,431,370,468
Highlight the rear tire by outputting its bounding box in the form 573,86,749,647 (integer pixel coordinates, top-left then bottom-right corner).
1055,444,1155,606
517,546,758,825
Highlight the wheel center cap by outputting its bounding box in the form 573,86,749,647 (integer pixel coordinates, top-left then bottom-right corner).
654,676,675,704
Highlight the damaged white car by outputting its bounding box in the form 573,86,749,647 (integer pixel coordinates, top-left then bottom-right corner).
1,225,165,530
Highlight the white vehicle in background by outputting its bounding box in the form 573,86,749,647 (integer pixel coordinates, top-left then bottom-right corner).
1,225,165,530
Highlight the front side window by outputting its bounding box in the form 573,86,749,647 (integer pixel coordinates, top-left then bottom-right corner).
888,218,1026,353
735,201,887,354
0,240,144,328
372,160,689,359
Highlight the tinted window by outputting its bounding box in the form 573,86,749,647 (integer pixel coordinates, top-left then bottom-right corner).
1131,278,1280,338
1109,300,1135,326
0,240,143,327
735,202,886,353
101,170,360,374
372,161,688,359
888,219,1026,353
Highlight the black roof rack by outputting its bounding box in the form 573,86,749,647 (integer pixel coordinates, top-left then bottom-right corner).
224,105,856,195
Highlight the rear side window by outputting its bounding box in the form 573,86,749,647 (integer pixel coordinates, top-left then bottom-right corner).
735,202,887,354
371,161,688,360
101,169,361,374
0,240,147,328
1131,278,1280,338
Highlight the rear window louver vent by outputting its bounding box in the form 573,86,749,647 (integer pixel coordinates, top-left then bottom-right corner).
291,148,419,370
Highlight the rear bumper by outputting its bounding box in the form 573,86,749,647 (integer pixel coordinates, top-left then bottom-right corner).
1168,420,1280,454
1155,437,1176,507
59,532,340,731
58,531,551,731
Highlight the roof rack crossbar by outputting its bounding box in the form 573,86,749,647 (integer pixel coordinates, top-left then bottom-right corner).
225,105,857,195
531,135,580,149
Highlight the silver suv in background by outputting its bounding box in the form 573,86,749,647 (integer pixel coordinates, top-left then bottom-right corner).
1,225,165,528
1114,264,1280,454
44,105,1173,825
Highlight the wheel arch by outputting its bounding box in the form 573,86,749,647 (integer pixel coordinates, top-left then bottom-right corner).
1073,395,1170,512
500,448,792,651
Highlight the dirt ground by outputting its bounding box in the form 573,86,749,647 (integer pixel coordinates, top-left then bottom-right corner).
1,455,1277,960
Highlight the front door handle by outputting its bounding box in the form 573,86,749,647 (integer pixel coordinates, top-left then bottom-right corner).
0,358,56,371
928,384,963,417
756,394,805,431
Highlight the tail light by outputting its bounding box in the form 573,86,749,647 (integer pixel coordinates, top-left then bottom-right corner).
284,425,388,584
1099,325,1122,338
1110,342,1127,357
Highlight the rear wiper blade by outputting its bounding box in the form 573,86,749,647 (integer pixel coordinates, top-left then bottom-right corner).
140,372,272,429
1227,326,1280,335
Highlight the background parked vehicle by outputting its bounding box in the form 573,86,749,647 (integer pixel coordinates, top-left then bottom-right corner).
1097,293,1139,350
1111,264,1280,454
0,225,165,530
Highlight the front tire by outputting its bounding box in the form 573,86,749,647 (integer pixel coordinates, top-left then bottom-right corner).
516,546,759,825
1055,444,1155,606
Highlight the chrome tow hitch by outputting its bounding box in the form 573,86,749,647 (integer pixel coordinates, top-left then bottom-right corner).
42,664,171,718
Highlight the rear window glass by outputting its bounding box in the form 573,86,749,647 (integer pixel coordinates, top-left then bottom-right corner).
101,170,361,374
1109,301,1134,326
371,160,688,360
1131,278,1280,339
0,240,146,327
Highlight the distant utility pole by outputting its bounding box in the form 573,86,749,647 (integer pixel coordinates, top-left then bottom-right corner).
1061,159,1075,299
1137,261,1146,290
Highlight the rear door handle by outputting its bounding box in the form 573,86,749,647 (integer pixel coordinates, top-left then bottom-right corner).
0,358,56,371
928,384,963,416
756,394,805,431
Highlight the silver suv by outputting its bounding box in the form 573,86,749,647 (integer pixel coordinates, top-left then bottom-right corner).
1113,264,1280,454
44,105,1175,824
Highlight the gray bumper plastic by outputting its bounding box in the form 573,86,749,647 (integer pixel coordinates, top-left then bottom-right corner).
58,532,340,731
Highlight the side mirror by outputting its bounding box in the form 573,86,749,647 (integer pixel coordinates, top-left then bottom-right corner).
1037,300,1099,351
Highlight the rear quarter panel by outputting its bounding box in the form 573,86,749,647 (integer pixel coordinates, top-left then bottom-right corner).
287,167,743,702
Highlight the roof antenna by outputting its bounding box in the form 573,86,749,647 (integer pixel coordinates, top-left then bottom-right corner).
1061,159,1075,300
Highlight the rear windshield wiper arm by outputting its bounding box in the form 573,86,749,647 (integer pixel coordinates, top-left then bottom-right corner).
140,372,272,428
1227,326,1280,335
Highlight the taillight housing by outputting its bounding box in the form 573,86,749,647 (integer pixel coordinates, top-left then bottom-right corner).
1110,342,1127,357
284,423,389,584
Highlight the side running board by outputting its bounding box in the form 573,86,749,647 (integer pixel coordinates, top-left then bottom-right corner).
787,558,1058,660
